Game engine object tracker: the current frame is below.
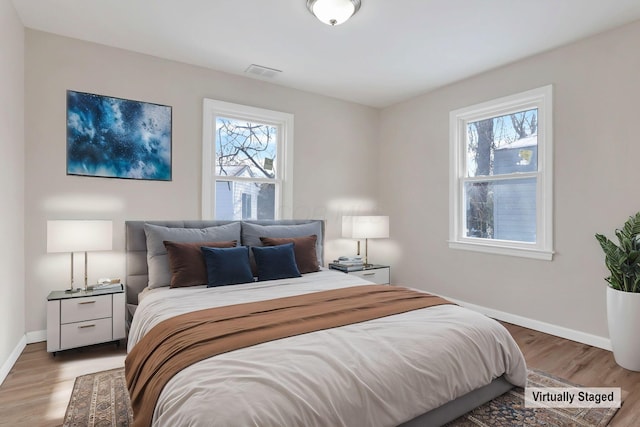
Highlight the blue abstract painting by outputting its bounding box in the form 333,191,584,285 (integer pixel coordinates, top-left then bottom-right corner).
67,91,172,181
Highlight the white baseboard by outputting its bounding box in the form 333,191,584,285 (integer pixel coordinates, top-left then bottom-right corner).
0,335,26,387
440,294,612,351
0,330,46,387
26,330,46,344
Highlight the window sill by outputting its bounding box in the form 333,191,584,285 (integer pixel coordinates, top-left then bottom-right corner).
448,240,554,261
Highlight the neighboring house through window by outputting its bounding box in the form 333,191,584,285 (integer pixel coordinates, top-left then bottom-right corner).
202,99,294,220
241,193,252,220
449,85,553,260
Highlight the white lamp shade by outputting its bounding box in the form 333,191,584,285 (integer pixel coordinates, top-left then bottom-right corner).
47,220,113,253
344,216,389,239
308,0,359,26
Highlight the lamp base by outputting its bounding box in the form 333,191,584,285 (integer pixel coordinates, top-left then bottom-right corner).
65,288,81,293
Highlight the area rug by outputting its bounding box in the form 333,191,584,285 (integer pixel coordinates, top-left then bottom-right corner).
63,367,132,427
64,368,620,427
445,369,620,427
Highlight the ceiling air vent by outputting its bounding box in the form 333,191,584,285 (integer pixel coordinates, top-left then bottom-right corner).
245,64,282,79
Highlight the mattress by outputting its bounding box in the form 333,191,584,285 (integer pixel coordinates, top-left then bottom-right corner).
128,269,527,427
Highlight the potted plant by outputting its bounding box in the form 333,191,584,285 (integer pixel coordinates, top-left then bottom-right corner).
596,211,640,371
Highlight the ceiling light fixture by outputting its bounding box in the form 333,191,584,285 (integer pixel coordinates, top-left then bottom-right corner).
306,0,361,26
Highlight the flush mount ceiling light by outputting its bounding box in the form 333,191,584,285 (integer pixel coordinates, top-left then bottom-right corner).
306,0,361,26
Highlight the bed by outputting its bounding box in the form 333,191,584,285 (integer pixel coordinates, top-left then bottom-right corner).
125,220,527,427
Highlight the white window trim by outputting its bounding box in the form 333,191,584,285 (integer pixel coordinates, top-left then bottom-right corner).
202,99,294,220
448,85,554,260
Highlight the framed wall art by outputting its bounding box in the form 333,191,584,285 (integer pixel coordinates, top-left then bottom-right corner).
66,90,172,181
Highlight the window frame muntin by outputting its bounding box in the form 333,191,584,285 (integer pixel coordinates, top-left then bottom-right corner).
202,99,293,220
449,85,553,260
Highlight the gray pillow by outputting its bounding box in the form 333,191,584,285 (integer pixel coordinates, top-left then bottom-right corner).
241,222,323,266
144,222,241,288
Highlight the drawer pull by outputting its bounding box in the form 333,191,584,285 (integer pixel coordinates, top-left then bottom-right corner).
78,324,96,329
362,272,375,276
78,301,96,305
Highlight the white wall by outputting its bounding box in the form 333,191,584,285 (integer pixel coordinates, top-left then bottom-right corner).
24,30,380,334
0,0,25,377
379,20,640,344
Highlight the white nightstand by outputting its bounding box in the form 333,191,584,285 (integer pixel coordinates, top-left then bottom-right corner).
338,265,391,285
46,287,126,354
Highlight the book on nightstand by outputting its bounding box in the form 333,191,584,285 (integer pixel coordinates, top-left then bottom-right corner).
87,282,124,291
329,262,364,272
336,256,362,263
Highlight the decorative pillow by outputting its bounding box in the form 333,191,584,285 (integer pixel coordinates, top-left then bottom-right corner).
201,246,254,287
259,235,319,274
164,240,237,288
252,243,302,281
241,222,324,271
144,222,242,288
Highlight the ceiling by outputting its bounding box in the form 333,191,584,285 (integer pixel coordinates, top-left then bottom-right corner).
11,0,640,108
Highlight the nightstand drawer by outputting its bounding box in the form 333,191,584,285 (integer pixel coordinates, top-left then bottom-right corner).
61,295,112,324
350,268,390,284
60,318,113,349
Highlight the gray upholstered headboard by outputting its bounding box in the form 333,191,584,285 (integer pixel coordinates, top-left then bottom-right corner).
125,220,326,317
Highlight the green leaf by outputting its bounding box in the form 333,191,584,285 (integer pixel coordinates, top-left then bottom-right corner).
596,213,640,293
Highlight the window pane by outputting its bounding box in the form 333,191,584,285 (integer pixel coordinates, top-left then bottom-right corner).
466,108,538,177
215,181,275,220
215,116,277,179
464,178,536,242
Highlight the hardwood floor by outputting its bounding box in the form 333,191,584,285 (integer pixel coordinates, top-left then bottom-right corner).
0,341,126,427
503,323,640,427
0,325,639,426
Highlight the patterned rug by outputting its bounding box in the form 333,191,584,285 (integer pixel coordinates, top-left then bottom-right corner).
64,368,619,427
63,367,132,427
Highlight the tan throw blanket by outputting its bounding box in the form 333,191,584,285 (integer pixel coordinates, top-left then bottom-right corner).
125,284,453,427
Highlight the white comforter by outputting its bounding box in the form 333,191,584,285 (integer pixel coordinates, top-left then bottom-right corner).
128,269,527,427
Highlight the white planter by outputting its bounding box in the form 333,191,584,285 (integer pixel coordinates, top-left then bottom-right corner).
607,286,640,371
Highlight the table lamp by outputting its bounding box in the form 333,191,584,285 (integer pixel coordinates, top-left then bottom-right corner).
47,220,113,292
342,216,389,266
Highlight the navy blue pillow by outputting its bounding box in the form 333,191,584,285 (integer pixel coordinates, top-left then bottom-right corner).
201,246,254,287
252,243,302,281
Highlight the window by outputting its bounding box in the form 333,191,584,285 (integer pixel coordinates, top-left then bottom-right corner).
449,85,553,260
202,99,293,220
